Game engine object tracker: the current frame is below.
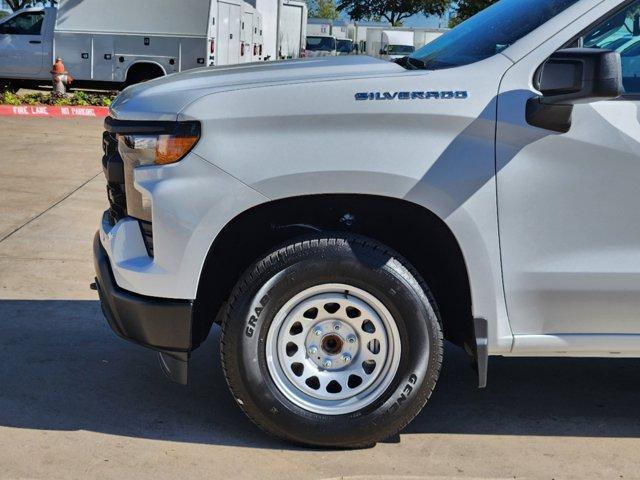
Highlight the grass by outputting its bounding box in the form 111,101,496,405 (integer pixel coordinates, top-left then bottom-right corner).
0,90,117,107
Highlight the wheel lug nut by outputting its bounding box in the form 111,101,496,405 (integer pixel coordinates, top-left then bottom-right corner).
323,359,332,368
308,346,318,355
342,354,351,364
333,323,341,331
314,328,322,336
348,335,357,344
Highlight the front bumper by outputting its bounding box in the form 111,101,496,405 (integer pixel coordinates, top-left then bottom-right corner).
93,231,193,384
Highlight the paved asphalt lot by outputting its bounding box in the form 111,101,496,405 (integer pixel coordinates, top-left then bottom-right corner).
1,116,640,479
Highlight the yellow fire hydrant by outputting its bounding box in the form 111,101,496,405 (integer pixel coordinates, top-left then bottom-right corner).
51,58,73,95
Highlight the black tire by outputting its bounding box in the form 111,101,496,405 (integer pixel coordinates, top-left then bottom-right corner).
221,235,443,448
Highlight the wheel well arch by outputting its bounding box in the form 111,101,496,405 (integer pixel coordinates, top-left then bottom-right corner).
125,62,166,84
192,194,474,355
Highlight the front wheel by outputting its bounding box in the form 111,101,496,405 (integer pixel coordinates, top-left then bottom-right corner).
221,235,443,448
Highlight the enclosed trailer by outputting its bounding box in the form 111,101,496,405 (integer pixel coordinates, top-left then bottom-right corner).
278,0,307,59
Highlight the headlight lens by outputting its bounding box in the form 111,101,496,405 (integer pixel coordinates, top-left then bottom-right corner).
117,130,200,167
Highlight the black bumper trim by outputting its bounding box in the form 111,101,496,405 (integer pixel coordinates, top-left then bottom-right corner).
93,232,194,354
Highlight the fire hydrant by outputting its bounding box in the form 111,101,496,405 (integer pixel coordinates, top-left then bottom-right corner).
51,58,73,95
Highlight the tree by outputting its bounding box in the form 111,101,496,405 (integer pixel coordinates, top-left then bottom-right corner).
307,0,340,20
450,0,497,26
5,0,32,11
5,0,57,11
337,0,451,26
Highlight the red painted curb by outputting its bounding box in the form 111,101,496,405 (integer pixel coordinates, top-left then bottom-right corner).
0,105,109,118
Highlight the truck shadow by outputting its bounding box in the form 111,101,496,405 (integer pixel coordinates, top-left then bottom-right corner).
0,299,639,449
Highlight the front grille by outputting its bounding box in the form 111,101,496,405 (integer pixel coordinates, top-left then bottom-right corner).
103,118,164,257
139,220,154,257
102,131,127,223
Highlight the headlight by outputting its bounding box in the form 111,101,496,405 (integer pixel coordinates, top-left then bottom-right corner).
115,121,200,223
117,121,200,167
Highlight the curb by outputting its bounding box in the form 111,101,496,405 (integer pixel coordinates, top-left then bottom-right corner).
0,105,109,118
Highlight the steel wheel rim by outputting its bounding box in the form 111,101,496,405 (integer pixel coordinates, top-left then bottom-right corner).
266,283,402,415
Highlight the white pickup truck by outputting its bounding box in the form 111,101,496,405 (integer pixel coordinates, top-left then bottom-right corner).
94,0,640,448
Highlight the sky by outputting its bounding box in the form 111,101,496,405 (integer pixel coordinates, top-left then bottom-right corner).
338,9,454,29
405,12,452,28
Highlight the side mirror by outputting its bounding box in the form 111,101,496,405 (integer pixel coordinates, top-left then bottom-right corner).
527,48,623,132
379,49,385,55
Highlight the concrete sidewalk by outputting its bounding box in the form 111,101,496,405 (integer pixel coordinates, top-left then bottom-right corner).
1,117,639,480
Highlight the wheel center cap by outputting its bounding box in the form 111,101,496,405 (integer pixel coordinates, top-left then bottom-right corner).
321,334,343,355
305,319,359,370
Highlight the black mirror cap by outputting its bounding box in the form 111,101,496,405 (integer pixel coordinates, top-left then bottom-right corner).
536,48,623,105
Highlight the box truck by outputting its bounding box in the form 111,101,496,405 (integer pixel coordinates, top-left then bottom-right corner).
366,29,415,60
305,34,336,57
347,21,391,54
0,0,261,90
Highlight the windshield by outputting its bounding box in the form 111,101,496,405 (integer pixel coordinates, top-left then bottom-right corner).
409,0,582,70
337,39,353,53
388,45,415,56
306,36,336,51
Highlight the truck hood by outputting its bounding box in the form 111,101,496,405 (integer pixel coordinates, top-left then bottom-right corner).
110,56,405,121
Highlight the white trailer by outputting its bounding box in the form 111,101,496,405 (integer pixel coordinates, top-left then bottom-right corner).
307,18,331,36
331,20,349,40
347,21,391,54
366,29,415,61
413,28,448,50
277,0,307,59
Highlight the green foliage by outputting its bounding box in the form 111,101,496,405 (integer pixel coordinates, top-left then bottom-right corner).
0,11,10,19
0,89,117,107
5,0,57,12
449,0,497,27
307,0,340,20
337,0,451,26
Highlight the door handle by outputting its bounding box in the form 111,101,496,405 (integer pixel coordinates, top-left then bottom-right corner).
29,40,41,44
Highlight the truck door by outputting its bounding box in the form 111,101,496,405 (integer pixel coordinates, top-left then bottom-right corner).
207,0,217,66
217,2,241,65
0,10,46,76
498,0,640,342
92,35,114,81
241,11,253,63
228,3,241,64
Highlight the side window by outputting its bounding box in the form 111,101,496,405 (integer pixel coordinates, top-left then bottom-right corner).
0,12,45,36
580,1,640,94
